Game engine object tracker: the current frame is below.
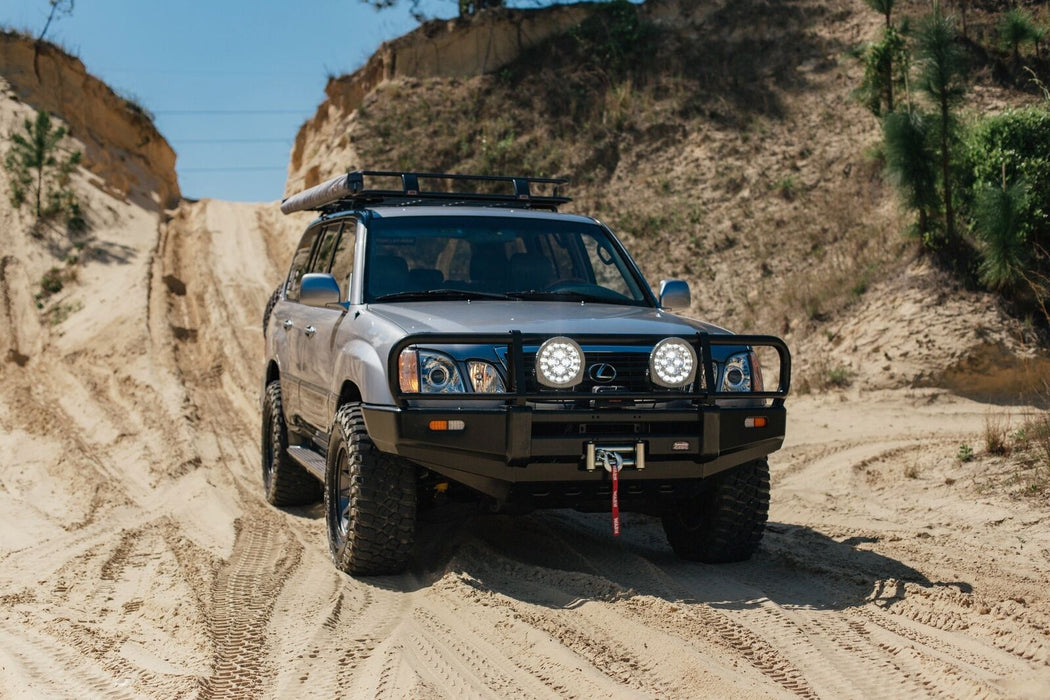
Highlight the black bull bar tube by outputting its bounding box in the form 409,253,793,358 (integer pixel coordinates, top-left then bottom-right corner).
387,331,791,405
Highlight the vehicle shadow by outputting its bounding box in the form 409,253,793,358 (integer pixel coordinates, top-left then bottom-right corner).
369,508,972,614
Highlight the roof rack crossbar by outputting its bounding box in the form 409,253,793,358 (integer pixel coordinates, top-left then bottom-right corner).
280,170,569,215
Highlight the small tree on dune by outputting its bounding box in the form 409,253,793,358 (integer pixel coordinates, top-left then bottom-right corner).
4,109,83,231
857,0,907,116
998,8,1044,66
883,109,939,239
913,5,968,250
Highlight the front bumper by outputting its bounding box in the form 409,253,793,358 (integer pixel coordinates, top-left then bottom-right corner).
362,402,786,502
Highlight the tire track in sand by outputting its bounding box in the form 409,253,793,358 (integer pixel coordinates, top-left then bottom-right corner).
197,512,302,698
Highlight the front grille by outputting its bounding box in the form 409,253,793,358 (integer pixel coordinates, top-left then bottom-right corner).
522,350,655,393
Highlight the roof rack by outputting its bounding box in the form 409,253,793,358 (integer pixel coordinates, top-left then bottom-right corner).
280,170,570,215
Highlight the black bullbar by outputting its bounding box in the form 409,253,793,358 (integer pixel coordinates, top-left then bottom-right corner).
384,331,791,406
359,332,789,487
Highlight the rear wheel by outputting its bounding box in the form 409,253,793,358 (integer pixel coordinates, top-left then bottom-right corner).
262,285,280,337
325,402,416,575
662,459,770,563
261,380,321,506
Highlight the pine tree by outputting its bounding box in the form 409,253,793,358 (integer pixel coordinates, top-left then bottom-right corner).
863,0,895,27
998,9,1043,66
858,0,904,114
974,179,1027,290
914,5,968,248
3,109,82,224
858,25,908,116
883,110,939,239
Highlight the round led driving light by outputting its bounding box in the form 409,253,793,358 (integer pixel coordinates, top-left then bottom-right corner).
650,337,697,388
535,336,584,388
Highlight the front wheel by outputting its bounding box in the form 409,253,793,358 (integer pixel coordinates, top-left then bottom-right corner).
325,403,416,575
662,459,770,563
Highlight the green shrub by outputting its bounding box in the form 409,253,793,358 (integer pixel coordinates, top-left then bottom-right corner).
962,106,1050,312
571,0,655,79
40,267,63,295
967,108,1050,233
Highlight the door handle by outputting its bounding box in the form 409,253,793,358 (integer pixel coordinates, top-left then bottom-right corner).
304,325,317,337
282,319,294,330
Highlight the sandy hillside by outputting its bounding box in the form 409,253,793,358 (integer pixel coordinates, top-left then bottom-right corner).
2,190,1049,697
1,4,1050,699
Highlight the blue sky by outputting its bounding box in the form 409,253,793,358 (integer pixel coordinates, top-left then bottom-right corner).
1,1,454,202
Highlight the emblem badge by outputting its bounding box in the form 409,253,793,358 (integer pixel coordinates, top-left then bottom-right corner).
588,363,618,383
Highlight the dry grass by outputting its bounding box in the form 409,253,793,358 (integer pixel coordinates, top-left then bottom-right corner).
794,354,856,394
984,412,1012,457
970,407,1050,500
1025,410,1050,473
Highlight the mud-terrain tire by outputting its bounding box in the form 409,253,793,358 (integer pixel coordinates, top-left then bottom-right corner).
262,285,281,337
662,458,770,563
325,402,416,575
261,381,322,506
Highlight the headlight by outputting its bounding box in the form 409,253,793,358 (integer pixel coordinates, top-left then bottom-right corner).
649,337,697,388
468,361,505,393
535,336,584,388
420,351,465,392
398,349,465,393
721,352,761,392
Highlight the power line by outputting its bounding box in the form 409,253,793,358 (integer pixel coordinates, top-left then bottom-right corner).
156,109,306,115
180,166,287,172
175,138,293,144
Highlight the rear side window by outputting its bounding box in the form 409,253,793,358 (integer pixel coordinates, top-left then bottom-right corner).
285,225,322,302
328,220,357,302
309,223,343,275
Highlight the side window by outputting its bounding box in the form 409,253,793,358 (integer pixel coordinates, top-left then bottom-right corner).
329,219,357,302
285,226,323,303
308,223,343,275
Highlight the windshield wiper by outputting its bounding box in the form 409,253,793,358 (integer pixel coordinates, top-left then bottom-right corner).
372,289,513,302
506,290,627,304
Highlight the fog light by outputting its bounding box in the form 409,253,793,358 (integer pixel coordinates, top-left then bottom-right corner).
649,337,697,388
535,336,584,388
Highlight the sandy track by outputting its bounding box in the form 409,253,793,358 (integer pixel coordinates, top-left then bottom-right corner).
1,199,1048,698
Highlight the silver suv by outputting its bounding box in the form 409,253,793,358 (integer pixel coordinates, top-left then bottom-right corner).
262,171,790,575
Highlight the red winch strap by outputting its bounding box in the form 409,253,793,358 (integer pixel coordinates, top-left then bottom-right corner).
611,459,620,537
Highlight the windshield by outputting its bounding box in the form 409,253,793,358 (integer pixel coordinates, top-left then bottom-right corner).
364,215,650,305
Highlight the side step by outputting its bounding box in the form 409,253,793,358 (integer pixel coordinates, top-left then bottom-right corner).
287,445,327,480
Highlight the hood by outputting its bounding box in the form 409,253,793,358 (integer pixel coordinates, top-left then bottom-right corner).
366,301,730,337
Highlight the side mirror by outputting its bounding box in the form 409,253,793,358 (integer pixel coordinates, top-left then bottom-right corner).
659,279,691,310
300,273,342,307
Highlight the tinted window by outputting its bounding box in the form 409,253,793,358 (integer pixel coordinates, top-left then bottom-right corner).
309,223,342,274
329,220,357,302
285,225,322,302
